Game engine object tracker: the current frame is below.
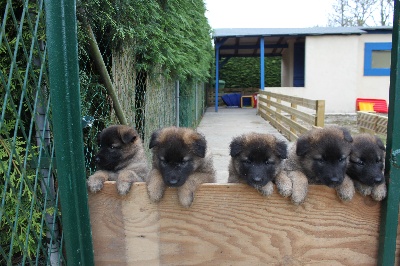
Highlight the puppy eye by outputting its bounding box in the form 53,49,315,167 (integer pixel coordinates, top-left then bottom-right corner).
315,157,325,163
338,157,346,163
265,160,274,165
242,159,251,164
357,160,364,166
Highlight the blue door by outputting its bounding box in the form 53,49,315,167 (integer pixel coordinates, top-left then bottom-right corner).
293,42,305,87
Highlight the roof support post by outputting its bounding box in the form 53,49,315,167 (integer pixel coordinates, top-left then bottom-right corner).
215,46,220,112
214,38,228,112
260,37,265,90
378,0,400,264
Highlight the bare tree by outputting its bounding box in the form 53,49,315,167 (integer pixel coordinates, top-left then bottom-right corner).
328,0,393,27
328,0,351,26
351,0,376,26
376,0,394,26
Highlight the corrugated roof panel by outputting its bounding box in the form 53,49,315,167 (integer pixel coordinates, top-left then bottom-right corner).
212,27,384,38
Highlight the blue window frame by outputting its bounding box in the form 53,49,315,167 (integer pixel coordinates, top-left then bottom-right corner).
364,42,392,76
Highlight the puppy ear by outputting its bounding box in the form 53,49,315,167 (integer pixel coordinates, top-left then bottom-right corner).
230,136,243,157
375,136,386,151
121,128,137,144
275,140,288,159
296,135,310,156
149,129,161,149
340,127,353,143
192,133,207,158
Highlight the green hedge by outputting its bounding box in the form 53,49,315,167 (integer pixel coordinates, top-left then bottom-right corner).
219,57,281,88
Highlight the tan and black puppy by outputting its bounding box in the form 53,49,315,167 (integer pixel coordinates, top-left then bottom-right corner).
281,126,355,204
228,132,291,197
87,125,149,195
146,127,216,208
346,133,386,201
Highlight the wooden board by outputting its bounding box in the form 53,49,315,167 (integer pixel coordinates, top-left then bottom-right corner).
88,182,400,265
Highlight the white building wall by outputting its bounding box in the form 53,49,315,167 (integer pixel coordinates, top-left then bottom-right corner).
356,34,392,102
281,39,295,87
268,34,392,113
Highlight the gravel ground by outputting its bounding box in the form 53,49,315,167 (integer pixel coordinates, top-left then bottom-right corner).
324,114,359,135
324,113,387,144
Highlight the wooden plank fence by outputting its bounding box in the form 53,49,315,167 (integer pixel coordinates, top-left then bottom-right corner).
88,182,400,265
357,111,388,135
257,91,325,141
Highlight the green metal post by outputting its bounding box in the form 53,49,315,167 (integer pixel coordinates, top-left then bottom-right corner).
44,0,94,265
378,0,400,264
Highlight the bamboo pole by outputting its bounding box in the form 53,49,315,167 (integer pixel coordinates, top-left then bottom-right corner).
77,9,128,125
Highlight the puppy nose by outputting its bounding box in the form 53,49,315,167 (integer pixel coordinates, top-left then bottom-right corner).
169,179,178,185
330,177,340,183
252,176,262,182
374,176,383,183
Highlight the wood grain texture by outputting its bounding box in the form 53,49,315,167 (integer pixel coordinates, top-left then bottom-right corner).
88,182,400,265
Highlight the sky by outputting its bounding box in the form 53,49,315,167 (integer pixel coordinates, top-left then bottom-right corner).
204,0,334,29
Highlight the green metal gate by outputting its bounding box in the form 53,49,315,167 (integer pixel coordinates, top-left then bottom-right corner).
2,0,400,265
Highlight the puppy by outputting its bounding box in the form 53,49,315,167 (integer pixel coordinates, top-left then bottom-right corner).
87,125,149,195
146,127,216,208
346,133,386,201
228,132,291,197
280,126,355,204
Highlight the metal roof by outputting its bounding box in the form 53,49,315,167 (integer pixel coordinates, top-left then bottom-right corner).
213,26,392,58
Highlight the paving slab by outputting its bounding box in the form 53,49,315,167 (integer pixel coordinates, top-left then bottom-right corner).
196,107,287,183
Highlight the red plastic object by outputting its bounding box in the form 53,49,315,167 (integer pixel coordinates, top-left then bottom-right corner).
253,93,258,108
356,98,388,113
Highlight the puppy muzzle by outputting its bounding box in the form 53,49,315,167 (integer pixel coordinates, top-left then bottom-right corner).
247,176,270,187
324,176,344,188
163,176,185,187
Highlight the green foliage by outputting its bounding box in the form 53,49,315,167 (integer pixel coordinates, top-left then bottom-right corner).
0,0,46,128
219,57,281,88
0,1,48,263
0,136,43,262
80,0,213,81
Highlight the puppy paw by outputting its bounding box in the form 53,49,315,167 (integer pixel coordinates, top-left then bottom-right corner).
87,172,108,193
178,183,195,208
146,170,166,203
290,172,308,205
147,185,165,203
291,190,307,205
275,172,292,197
336,176,354,201
258,182,274,197
116,181,132,195
178,190,194,208
372,183,387,201
87,178,103,193
336,187,354,201
354,181,372,196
